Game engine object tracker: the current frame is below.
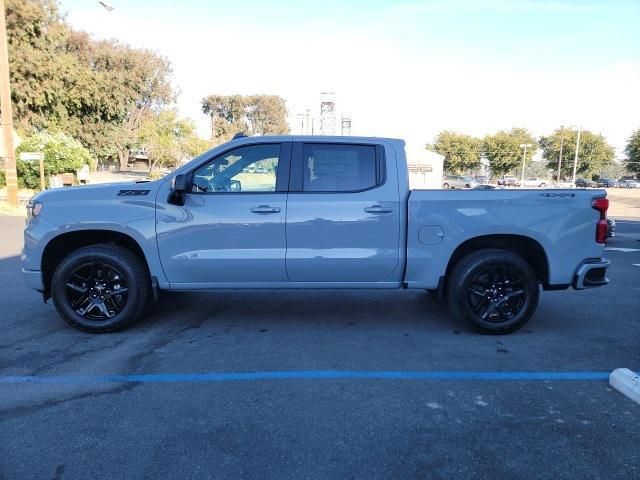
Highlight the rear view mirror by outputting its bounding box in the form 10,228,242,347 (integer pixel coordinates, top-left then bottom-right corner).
168,174,187,206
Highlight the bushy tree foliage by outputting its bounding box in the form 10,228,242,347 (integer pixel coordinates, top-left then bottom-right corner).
5,0,174,169
482,128,537,177
139,110,212,170
429,131,482,174
624,128,640,177
16,132,94,189
202,94,289,144
539,128,614,180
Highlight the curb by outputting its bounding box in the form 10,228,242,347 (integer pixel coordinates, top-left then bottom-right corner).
609,368,640,405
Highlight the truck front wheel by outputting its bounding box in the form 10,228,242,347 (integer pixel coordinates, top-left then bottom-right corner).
51,244,151,333
447,249,539,334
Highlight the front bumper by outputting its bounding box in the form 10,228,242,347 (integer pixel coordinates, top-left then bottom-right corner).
22,269,44,292
573,259,610,290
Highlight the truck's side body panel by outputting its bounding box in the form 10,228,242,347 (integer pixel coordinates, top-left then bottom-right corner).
22,182,167,289
155,141,292,285
406,189,606,289
285,139,404,284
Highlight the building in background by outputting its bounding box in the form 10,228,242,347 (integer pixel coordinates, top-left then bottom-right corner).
405,144,444,189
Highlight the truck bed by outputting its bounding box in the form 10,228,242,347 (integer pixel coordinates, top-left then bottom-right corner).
405,188,606,289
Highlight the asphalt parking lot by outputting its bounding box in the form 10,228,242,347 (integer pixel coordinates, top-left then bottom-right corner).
1,214,639,479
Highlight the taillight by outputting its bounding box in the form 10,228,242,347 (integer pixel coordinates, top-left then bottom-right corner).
592,198,609,216
595,220,607,243
592,197,609,243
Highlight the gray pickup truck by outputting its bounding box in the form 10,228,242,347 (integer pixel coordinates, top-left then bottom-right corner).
22,136,610,334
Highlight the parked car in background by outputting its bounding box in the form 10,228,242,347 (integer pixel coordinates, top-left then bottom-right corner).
474,175,488,184
522,177,549,188
618,179,640,188
442,175,477,189
575,178,598,188
606,218,616,238
498,175,518,187
597,178,617,188
473,184,495,190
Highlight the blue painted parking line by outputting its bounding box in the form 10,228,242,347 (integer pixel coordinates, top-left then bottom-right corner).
0,370,613,384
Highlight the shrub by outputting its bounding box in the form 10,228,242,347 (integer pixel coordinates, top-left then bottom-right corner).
0,169,5,187
147,170,167,181
16,132,96,189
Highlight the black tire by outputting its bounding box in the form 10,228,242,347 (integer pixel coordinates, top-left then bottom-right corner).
51,244,151,333
443,183,450,189
446,248,539,334
465,184,471,188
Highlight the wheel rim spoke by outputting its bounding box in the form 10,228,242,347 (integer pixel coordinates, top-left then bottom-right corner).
66,282,88,294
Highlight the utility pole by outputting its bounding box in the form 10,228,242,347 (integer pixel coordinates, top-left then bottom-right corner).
0,0,18,207
556,135,564,183
519,143,532,186
571,126,582,185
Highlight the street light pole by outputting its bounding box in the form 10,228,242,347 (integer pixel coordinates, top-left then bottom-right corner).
0,0,18,207
571,126,582,185
519,143,532,186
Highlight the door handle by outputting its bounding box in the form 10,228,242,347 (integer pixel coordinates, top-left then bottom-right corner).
364,205,393,214
251,205,281,214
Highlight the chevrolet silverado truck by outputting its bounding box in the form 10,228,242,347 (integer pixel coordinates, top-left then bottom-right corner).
22,135,610,334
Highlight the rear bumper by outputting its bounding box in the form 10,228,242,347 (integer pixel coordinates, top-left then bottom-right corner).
22,269,44,292
573,259,610,290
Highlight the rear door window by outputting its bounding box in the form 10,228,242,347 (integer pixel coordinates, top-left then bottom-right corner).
301,144,378,192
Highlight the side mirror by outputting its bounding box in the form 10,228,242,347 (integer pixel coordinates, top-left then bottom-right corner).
230,179,242,192
168,174,187,206
173,174,186,192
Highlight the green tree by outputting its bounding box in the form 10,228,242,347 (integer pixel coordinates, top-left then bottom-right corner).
5,0,69,131
202,94,289,144
16,131,94,189
429,131,482,174
139,110,210,170
624,128,640,177
5,0,174,168
539,128,615,180
482,128,537,177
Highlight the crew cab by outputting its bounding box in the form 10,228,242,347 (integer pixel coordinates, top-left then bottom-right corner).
22,136,610,334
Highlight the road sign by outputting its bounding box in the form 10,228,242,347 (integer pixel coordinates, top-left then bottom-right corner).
18,151,45,190
19,152,44,162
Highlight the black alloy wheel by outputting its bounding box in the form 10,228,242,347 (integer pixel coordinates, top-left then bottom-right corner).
447,248,539,333
466,265,526,323
51,244,151,333
65,262,129,320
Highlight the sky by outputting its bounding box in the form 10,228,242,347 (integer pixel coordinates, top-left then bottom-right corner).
58,0,640,156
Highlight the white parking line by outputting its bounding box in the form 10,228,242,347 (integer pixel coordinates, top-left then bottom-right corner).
604,247,640,252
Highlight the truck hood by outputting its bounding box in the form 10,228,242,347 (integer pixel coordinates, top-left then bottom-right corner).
31,180,163,204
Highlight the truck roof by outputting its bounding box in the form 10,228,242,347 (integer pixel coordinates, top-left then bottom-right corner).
224,135,404,144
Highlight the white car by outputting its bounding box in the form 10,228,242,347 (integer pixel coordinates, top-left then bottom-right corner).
522,177,549,188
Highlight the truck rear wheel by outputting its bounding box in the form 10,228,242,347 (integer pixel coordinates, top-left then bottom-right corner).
51,244,151,333
447,248,539,334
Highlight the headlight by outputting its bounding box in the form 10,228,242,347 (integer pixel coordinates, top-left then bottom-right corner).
26,201,43,219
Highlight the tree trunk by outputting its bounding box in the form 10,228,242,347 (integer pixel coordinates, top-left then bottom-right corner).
117,149,129,171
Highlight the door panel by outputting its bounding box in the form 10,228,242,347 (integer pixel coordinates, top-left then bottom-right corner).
156,142,290,285
285,142,401,283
